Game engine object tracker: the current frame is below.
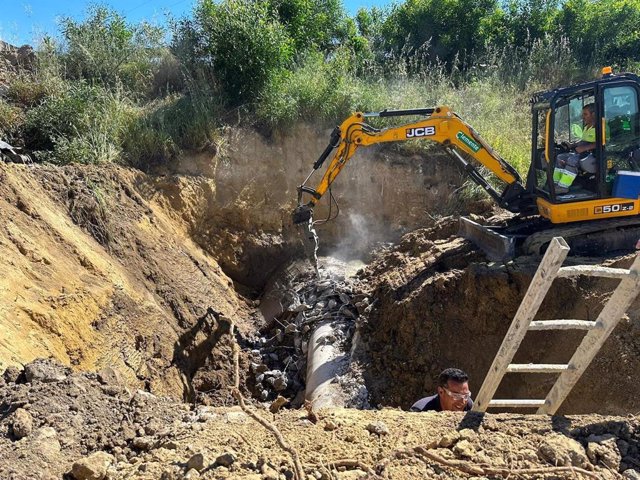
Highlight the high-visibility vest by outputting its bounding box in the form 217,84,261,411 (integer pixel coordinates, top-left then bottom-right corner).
582,124,596,142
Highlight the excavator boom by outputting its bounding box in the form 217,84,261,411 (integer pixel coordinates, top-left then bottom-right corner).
293,106,535,225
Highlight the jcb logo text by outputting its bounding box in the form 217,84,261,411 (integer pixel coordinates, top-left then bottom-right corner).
406,127,436,138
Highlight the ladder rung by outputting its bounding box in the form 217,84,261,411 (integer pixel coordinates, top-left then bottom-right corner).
507,363,570,373
488,399,546,408
557,265,633,279
528,320,597,331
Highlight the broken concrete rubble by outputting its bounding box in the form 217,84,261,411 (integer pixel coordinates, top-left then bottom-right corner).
246,260,368,409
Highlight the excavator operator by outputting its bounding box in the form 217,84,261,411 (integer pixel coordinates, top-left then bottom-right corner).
553,103,597,193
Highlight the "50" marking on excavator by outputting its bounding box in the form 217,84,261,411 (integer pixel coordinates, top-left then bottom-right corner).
594,203,634,214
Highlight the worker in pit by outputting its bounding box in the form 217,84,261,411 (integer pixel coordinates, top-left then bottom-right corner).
553,103,598,193
410,368,473,412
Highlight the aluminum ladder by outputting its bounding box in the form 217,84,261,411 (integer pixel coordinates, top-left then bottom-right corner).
472,237,640,414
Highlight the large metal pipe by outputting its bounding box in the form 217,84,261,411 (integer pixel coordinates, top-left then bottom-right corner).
304,321,347,409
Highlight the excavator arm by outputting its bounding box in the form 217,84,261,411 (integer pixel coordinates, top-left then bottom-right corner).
293,106,534,224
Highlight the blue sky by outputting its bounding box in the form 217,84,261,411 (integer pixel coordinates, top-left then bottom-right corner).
0,0,392,47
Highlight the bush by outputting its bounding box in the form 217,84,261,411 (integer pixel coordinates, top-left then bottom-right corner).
0,99,25,142
24,82,135,164
122,74,224,168
60,6,165,96
380,0,498,68
556,0,640,67
265,0,350,51
257,49,363,127
174,0,294,106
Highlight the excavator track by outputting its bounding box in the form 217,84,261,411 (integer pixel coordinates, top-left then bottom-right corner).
522,216,640,257
460,215,640,260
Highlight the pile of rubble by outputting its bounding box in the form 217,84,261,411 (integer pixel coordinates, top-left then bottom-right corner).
247,264,370,408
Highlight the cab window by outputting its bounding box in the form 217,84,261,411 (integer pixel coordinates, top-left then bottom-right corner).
604,85,640,171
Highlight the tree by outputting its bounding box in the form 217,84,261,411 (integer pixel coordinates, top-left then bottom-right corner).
174,0,294,106
483,0,559,48
556,0,640,66
380,0,498,67
60,6,164,94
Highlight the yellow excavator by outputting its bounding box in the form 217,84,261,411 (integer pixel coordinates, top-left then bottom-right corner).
293,68,640,259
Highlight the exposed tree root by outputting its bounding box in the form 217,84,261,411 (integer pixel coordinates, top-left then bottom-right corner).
407,445,601,479
229,323,306,480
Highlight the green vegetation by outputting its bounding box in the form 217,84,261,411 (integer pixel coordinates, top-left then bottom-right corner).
0,0,639,175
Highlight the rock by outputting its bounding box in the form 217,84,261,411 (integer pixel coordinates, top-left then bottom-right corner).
121,425,136,441
324,420,338,431
273,377,287,392
70,451,114,480
31,427,61,460
183,469,201,479
3,365,22,383
215,452,237,467
285,323,297,334
97,367,123,386
337,471,367,480
132,390,157,404
261,464,279,480
269,395,289,414
538,434,590,469
618,440,630,457
366,421,389,436
438,431,460,448
186,453,206,471
132,436,155,451
453,439,476,458
458,428,478,443
24,359,68,383
339,293,351,304
255,364,269,374
100,385,121,396
160,466,182,480
586,434,622,470
11,408,33,439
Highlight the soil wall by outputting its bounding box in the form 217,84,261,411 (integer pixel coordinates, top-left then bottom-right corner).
357,223,640,415
0,163,251,399
154,125,466,288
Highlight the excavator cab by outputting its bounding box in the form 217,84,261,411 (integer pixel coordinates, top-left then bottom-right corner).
528,69,640,223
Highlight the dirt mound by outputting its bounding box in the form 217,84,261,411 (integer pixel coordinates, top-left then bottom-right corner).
2,358,639,479
353,218,640,415
0,163,253,400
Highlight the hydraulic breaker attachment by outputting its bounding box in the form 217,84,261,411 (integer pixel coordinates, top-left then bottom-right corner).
292,204,313,225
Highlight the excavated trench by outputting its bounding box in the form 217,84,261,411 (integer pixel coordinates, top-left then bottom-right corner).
224,217,640,417
2,124,639,419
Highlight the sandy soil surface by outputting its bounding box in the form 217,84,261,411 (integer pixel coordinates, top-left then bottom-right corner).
1,149,639,480
1,359,638,480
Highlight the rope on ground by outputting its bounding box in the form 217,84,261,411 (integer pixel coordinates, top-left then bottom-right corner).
229,323,306,480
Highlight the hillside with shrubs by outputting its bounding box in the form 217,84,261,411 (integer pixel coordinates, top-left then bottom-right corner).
0,0,638,175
